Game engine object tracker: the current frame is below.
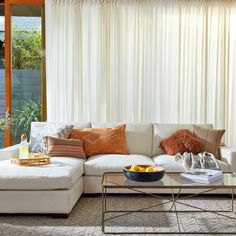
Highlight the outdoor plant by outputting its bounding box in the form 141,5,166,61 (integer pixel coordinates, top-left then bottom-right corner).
12,100,42,144
12,27,42,69
0,119,5,148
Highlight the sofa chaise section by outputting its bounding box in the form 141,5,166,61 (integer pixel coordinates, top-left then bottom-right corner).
0,122,91,214
0,157,85,214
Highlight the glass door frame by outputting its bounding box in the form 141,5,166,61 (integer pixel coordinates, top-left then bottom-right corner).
4,0,46,146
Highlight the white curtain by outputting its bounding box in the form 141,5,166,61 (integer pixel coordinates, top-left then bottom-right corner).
45,0,236,147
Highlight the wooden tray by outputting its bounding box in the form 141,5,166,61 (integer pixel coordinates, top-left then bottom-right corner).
11,155,51,166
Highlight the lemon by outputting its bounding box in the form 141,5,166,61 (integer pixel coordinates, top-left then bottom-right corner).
145,166,154,172
130,165,140,172
139,167,146,172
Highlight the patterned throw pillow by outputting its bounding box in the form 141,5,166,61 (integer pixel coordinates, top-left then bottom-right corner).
69,124,128,156
160,129,204,155
43,136,86,159
193,125,225,159
31,124,73,153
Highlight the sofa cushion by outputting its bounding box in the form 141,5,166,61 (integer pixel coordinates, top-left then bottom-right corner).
92,123,153,156
160,129,204,155
152,124,213,156
31,124,73,153
69,124,127,156
44,136,86,159
152,155,230,172
30,122,91,148
0,157,85,190
84,154,155,176
193,125,225,159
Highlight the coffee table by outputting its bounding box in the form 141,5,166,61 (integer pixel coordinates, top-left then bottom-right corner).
101,172,236,234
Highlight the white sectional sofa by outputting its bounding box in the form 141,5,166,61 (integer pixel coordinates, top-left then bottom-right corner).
0,122,235,215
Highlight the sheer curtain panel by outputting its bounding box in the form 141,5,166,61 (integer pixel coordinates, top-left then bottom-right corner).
45,0,236,147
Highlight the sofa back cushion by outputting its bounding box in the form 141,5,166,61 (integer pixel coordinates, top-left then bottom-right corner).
152,123,213,156
30,122,91,149
92,123,153,156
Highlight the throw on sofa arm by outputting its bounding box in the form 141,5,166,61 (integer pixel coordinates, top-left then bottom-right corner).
220,146,236,173
0,144,20,161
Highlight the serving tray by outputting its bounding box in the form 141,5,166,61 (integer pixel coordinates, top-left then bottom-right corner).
11,154,51,166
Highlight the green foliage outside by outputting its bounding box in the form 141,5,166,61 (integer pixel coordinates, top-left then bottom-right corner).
0,119,5,148
12,27,42,69
0,100,42,148
12,100,42,144
11,27,42,143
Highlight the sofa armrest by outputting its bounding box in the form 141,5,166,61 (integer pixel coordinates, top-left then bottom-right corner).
0,144,20,161
220,146,236,172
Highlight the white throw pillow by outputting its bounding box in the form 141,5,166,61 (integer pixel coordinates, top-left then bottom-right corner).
31,124,73,153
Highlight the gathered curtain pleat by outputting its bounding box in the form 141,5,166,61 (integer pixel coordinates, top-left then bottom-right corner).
45,0,236,147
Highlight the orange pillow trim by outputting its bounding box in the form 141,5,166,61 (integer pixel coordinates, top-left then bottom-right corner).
69,124,128,157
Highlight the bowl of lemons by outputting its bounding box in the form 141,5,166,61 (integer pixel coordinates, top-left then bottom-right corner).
123,165,165,182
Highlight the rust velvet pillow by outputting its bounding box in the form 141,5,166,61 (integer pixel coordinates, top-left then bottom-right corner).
160,129,204,155
44,136,86,159
69,124,128,157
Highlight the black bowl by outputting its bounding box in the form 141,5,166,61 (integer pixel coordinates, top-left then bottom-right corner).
123,165,165,182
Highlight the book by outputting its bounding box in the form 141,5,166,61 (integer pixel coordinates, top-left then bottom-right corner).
181,169,222,183
181,175,223,184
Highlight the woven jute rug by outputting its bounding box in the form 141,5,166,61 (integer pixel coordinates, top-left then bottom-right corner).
0,195,235,236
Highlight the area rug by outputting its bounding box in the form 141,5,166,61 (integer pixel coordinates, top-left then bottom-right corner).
0,195,235,236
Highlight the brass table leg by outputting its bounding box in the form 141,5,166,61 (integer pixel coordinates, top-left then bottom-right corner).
171,188,181,233
232,188,234,213
102,186,105,233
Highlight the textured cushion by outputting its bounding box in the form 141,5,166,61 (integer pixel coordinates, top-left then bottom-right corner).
0,157,85,190
30,122,91,148
84,154,155,176
44,136,86,159
193,125,225,159
92,123,153,156
69,125,127,156
160,129,203,155
152,124,213,156
31,124,73,153
152,155,230,172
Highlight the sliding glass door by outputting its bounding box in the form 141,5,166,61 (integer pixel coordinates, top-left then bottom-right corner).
11,5,43,144
1,0,45,148
0,4,5,147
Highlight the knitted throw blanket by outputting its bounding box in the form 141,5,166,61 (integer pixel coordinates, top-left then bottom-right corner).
175,152,220,171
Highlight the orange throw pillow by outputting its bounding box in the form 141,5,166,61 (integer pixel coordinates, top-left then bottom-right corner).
69,124,128,157
160,129,204,155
